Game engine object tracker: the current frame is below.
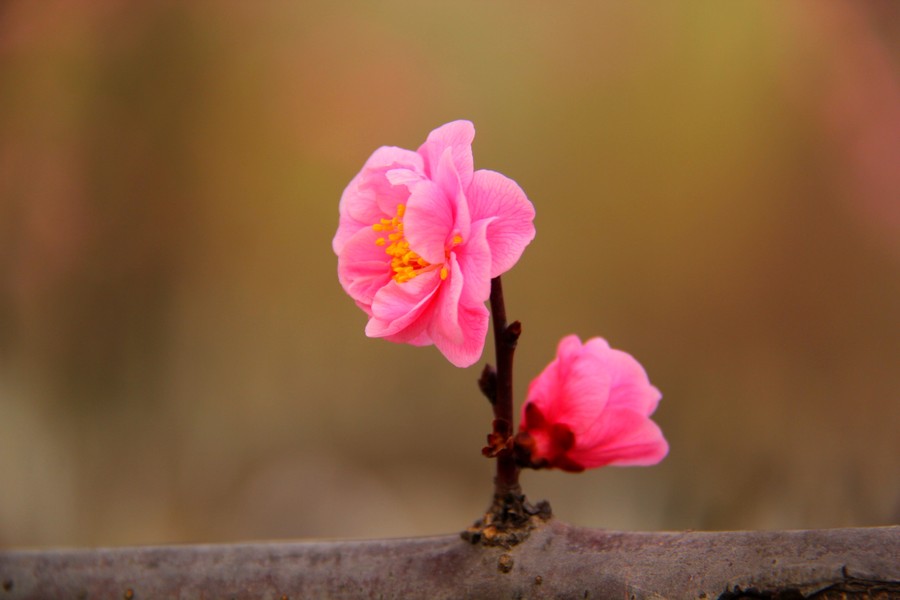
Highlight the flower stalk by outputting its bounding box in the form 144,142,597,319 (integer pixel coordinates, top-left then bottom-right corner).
463,276,551,547
487,276,521,498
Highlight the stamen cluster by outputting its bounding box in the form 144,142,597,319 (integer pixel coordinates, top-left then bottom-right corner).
373,204,431,283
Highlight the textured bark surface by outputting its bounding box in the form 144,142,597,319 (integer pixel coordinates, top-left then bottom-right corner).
1,522,897,599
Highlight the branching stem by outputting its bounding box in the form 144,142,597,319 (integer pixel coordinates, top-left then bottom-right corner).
463,277,550,546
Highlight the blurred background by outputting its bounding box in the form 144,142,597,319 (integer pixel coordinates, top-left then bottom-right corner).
1,1,899,548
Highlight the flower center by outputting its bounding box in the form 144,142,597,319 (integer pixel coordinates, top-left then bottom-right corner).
373,204,432,283
373,204,462,283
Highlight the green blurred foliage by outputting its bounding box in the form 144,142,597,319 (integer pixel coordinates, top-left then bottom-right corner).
1,1,898,547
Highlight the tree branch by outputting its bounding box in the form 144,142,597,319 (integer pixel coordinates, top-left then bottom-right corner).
2,522,897,599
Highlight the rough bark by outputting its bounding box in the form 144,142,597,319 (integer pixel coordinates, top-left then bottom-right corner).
1,522,897,600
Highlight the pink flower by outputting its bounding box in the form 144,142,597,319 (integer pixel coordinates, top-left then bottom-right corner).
516,335,668,472
333,121,536,367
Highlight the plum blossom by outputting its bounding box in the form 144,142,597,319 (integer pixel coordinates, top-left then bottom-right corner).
516,335,668,472
333,121,535,367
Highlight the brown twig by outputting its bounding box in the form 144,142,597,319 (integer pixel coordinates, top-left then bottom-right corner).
464,276,550,547
488,276,521,498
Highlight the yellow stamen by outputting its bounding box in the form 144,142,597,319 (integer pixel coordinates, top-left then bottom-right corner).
370,203,465,284
373,204,432,283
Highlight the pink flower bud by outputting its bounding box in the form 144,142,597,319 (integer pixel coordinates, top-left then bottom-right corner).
517,335,668,472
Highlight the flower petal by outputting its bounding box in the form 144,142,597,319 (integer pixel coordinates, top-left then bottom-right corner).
569,407,669,468
557,355,613,437
386,325,433,346
428,254,489,367
454,218,492,306
358,146,425,215
430,254,465,345
404,179,454,265
604,348,662,416
467,169,536,277
334,146,424,254
431,302,489,368
555,334,593,378
432,147,472,243
417,120,475,189
525,335,611,428
366,271,440,339
385,167,425,189
333,174,382,255
337,226,392,310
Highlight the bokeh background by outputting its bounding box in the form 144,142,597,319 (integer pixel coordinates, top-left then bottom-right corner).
1,1,899,548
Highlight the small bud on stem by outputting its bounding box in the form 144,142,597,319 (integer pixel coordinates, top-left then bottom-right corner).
478,364,497,404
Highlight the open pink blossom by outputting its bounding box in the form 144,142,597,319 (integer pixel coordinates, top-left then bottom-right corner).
516,335,668,472
333,120,535,367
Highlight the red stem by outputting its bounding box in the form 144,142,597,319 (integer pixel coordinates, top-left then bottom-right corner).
489,276,521,496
